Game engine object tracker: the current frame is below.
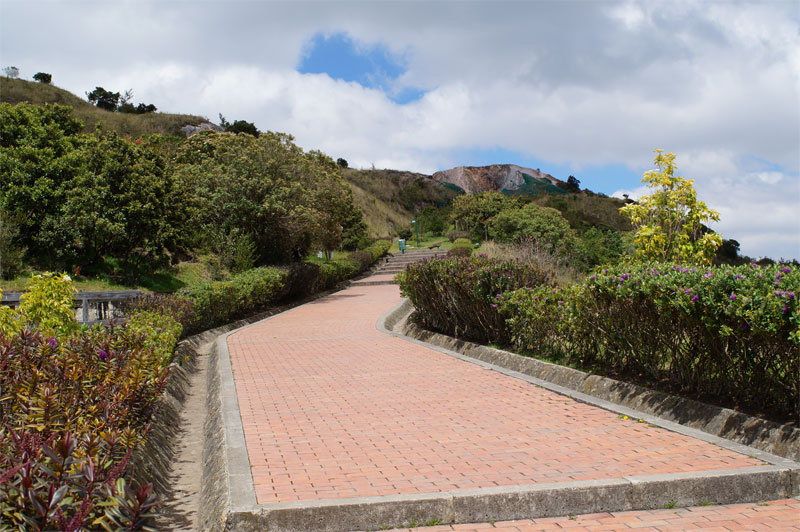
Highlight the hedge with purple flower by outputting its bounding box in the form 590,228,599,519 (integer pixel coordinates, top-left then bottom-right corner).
501,261,798,420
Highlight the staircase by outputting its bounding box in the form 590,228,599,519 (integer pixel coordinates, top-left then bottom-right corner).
352,249,448,286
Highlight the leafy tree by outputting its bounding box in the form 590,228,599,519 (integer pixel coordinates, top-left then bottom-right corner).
419,205,448,235
3,66,19,79
225,119,259,137
173,131,358,263
575,226,626,269
32,72,51,84
86,86,120,111
337,158,348,169
119,102,157,114
566,175,580,192
620,150,722,265
450,191,519,241
489,203,576,252
0,103,181,276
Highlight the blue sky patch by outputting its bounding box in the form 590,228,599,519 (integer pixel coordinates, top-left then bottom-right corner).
298,32,424,104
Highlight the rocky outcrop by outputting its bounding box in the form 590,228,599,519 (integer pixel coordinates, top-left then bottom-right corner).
432,164,562,194
181,122,224,137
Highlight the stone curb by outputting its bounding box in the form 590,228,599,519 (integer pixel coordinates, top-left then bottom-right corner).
382,299,800,462
202,291,798,532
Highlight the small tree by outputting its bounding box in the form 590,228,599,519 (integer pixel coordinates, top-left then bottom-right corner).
225,119,259,137
3,66,19,79
566,175,580,192
86,86,120,111
32,72,51,84
337,158,348,169
620,150,722,265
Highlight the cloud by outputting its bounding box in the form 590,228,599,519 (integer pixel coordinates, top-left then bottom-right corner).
1,0,797,258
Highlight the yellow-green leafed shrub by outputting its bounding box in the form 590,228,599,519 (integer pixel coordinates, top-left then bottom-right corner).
0,272,77,337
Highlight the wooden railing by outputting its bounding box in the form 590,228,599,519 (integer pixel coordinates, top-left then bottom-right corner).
0,290,142,324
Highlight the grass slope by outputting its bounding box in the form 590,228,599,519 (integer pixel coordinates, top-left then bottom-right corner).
1,78,206,137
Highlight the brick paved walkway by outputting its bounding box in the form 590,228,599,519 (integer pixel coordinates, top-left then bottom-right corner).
226,283,766,506
374,498,800,531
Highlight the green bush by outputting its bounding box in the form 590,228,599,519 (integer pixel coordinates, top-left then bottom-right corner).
181,266,289,333
125,240,391,335
397,257,554,344
501,262,799,419
489,203,575,253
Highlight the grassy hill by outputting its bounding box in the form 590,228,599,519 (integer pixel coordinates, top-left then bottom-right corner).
0,78,206,137
344,168,462,238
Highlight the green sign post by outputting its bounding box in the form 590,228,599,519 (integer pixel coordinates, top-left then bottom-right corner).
410,219,419,248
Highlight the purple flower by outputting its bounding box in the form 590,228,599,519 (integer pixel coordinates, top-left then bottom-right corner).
589,275,596,280
691,295,700,302
729,293,736,301
741,324,748,330
98,349,109,361
783,306,789,313
684,289,692,294
604,269,608,274
782,267,792,273
790,292,796,300
775,290,782,297
776,280,781,286
48,337,57,348
491,303,498,308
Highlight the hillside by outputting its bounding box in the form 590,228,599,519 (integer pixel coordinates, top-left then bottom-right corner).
432,164,566,195
345,164,632,237
0,78,206,137
343,168,462,237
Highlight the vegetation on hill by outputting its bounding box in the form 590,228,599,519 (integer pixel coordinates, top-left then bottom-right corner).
0,78,205,137
0,102,368,283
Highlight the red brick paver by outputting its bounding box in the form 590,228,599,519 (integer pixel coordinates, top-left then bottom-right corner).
374,499,800,531
227,281,764,505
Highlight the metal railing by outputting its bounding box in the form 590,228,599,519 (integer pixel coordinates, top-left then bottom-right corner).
0,290,142,325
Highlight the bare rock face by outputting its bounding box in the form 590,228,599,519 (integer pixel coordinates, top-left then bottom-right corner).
181,122,224,137
431,164,561,194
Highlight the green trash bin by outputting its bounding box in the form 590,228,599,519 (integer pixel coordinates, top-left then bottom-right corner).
398,239,406,254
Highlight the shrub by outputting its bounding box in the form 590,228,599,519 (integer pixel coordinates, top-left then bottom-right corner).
181,267,289,333
448,238,473,257
0,291,181,530
397,257,554,344
489,203,575,253
32,72,52,84
448,230,471,243
501,262,799,419
447,246,472,258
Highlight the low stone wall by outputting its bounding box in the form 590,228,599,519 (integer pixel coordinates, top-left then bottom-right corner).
392,301,800,462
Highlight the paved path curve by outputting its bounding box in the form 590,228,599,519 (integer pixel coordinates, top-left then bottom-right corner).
224,280,796,529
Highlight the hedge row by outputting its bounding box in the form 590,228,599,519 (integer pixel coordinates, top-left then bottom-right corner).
124,240,392,336
1,275,181,531
502,262,799,419
396,256,554,344
399,258,798,420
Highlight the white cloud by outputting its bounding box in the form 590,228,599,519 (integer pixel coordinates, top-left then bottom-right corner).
1,0,798,258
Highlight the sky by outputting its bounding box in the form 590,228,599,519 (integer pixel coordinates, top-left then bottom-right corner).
1,0,798,260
